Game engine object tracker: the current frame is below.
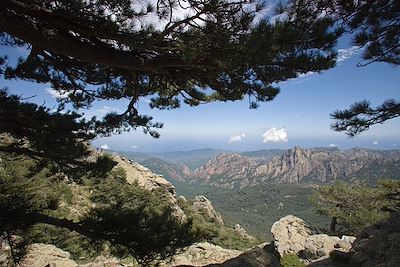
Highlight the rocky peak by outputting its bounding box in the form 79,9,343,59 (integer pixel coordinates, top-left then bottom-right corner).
137,147,400,188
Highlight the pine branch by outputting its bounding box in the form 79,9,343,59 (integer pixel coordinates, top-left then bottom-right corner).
330,99,400,136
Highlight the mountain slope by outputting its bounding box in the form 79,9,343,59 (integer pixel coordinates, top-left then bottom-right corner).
137,147,400,188
120,148,229,170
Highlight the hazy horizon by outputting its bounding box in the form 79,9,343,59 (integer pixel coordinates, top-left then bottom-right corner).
99,141,400,154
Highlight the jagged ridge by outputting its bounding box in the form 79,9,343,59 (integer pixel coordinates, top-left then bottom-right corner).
139,147,400,188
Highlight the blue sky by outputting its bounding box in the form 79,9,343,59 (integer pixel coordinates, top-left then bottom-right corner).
1,38,399,152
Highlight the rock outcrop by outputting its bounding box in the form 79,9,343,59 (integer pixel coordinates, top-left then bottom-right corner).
160,242,242,266
192,195,224,225
112,154,186,219
203,244,280,267
160,243,280,267
113,155,177,196
271,215,355,264
15,243,132,267
19,244,77,267
310,213,400,267
303,234,353,261
271,215,312,256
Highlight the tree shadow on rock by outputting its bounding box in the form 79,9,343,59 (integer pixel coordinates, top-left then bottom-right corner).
177,244,280,267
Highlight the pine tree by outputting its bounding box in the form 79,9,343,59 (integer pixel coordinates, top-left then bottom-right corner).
286,0,400,66
1,0,393,264
0,0,339,141
0,152,201,265
312,180,400,235
286,0,400,135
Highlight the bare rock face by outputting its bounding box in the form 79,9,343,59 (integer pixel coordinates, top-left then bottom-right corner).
256,147,384,183
162,243,280,267
182,147,400,187
310,213,400,267
19,244,78,267
17,244,132,267
192,195,224,225
270,215,311,256
191,153,258,188
271,215,355,264
303,234,354,261
160,242,242,266
347,212,400,267
204,244,280,267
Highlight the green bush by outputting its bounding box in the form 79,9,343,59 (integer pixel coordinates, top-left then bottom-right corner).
312,180,400,235
280,254,305,267
0,152,201,265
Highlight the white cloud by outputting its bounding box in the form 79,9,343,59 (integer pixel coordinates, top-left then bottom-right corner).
229,133,246,143
393,144,397,147
100,144,110,150
46,88,68,99
329,144,337,147
372,141,379,145
337,46,362,63
132,145,139,149
262,127,288,143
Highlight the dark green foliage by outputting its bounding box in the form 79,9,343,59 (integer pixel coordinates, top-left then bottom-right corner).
173,181,329,240
351,158,400,185
0,89,95,164
29,225,101,262
176,197,260,251
0,152,201,265
312,180,400,235
0,0,339,137
83,173,201,264
0,90,121,182
331,99,400,136
0,152,64,264
345,0,400,66
287,0,400,66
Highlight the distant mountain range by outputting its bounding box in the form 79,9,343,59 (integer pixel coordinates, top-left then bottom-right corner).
120,148,230,169
121,147,400,188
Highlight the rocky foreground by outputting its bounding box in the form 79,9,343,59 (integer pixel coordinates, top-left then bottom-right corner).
3,212,399,267
1,153,399,267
